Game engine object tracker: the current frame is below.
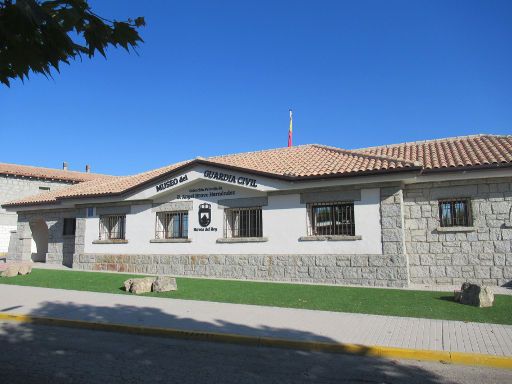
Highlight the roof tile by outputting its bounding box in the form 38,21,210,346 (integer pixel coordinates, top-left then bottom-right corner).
4,134,511,207
0,163,109,182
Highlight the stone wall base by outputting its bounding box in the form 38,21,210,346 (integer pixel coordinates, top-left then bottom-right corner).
73,253,409,287
409,253,512,287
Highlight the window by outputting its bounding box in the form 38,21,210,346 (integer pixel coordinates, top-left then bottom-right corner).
224,207,262,238
439,199,471,227
39,186,50,191
86,207,95,217
307,202,355,236
63,218,76,236
155,211,188,239
99,215,126,240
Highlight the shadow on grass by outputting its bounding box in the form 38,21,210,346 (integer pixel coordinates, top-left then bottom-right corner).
438,296,456,302
0,300,459,384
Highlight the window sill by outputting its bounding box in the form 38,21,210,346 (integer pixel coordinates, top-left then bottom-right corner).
92,239,128,244
435,226,476,233
299,235,362,242
150,238,191,243
216,237,268,243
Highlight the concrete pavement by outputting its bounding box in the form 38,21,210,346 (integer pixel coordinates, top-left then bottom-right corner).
0,284,511,360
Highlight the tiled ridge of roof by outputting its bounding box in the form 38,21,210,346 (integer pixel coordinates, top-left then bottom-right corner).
354,134,512,170
352,134,498,150
0,162,110,182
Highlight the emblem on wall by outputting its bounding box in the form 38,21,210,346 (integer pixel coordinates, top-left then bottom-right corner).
198,203,212,227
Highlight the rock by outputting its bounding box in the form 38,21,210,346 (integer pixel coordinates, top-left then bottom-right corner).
1,264,20,277
459,283,494,308
152,276,177,292
123,278,134,292
478,287,495,308
129,277,157,294
18,262,33,275
124,276,178,294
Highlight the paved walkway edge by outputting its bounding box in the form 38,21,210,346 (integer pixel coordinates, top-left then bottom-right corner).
1,312,510,370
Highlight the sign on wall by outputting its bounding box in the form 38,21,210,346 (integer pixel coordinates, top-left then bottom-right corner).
155,175,188,192
198,203,211,227
194,202,218,232
203,170,258,188
176,186,235,200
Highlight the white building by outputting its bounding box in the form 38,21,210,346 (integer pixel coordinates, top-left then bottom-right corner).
3,135,512,287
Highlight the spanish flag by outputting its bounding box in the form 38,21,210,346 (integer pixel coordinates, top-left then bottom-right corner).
288,109,293,147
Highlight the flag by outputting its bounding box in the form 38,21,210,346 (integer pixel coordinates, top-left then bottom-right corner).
288,109,293,147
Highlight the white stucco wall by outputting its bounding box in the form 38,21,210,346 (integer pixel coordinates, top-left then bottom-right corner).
83,179,382,255
0,225,16,253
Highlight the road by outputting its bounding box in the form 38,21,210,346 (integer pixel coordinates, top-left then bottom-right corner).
0,321,510,384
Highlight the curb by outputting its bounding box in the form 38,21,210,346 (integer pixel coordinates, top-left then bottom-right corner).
1,312,511,370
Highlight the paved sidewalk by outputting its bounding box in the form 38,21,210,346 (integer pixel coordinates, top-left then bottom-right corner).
0,284,511,357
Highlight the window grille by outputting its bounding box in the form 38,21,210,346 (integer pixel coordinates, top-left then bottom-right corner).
307,202,355,236
63,218,76,236
99,215,126,240
155,211,188,239
439,199,471,227
224,207,262,238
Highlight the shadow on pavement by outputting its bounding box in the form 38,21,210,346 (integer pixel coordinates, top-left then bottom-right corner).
0,301,463,384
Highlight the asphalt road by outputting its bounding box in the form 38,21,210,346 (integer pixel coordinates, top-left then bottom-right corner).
0,320,511,384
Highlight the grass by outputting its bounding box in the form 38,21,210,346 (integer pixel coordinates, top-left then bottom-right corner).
1,269,511,325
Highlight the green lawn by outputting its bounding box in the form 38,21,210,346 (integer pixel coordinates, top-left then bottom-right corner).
1,269,511,325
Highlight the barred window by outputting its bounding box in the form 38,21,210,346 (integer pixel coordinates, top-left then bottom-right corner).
307,202,355,236
155,211,188,239
224,207,262,238
439,199,471,227
99,215,126,240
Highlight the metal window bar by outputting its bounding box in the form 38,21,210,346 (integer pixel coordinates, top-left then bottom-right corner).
439,199,471,227
307,202,355,236
224,207,262,238
99,215,125,240
155,211,188,239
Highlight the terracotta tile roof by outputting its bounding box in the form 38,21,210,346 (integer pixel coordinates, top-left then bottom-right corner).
4,135,511,208
0,162,109,182
206,144,419,177
2,146,418,207
53,160,193,199
355,134,512,171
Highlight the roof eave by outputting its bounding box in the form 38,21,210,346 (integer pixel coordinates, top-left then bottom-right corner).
420,162,512,174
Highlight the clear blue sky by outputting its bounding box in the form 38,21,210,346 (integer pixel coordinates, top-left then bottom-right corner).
1,0,511,175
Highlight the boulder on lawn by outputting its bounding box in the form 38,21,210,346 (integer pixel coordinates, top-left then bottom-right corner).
152,276,177,292
18,262,33,275
123,278,134,292
459,283,494,308
129,277,157,294
1,263,20,277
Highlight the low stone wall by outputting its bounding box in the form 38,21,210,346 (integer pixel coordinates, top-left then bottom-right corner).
73,253,409,287
404,178,512,286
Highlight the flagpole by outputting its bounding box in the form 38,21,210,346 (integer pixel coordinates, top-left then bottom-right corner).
288,109,293,147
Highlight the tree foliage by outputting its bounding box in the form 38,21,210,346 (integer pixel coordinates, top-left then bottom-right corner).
0,0,145,86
